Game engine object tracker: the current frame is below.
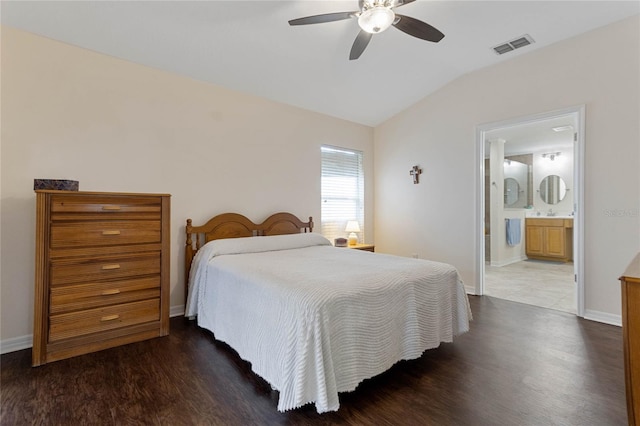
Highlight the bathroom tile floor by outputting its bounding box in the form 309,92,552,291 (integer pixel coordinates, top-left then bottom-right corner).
484,259,575,314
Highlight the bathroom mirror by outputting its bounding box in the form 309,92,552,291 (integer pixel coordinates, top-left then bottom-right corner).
539,175,567,204
503,158,529,208
504,178,520,206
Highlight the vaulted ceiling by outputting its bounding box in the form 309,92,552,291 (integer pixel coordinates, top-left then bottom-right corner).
2,1,639,126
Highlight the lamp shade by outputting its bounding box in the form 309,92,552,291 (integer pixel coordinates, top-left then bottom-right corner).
345,221,361,233
345,221,361,246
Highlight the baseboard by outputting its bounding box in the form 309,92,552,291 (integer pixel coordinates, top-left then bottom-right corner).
0,334,32,355
0,304,187,355
490,255,527,268
170,304,185,318
583,309,622,327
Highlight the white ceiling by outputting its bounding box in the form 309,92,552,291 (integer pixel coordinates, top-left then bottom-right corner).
2,1,639,127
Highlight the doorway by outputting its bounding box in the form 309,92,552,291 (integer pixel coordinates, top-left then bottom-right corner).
475,106,585,317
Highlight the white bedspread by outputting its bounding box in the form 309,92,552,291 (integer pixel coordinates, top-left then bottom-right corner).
185,233,471,413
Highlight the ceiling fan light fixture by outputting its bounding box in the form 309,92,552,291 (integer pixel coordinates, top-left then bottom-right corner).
358,7,395,34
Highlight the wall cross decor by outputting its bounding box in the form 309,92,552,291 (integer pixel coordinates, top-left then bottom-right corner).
410,165,422,184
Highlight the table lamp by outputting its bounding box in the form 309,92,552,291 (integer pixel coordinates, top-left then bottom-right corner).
345,221,361,246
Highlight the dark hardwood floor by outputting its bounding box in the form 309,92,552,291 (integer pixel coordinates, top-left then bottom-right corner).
1,296,627,425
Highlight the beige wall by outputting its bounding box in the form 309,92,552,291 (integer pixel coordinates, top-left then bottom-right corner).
0,27,374,343
374,15,640,320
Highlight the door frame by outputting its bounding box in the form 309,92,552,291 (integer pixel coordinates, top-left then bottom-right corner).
474,105,586,317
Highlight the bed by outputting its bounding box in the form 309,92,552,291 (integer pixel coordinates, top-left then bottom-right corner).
184,212,471,413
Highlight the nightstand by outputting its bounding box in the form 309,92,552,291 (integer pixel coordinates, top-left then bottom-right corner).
348,243,375,252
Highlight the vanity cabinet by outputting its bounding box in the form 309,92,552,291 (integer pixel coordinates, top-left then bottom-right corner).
525,218,573,262
620,253,640,426
33,190,171,366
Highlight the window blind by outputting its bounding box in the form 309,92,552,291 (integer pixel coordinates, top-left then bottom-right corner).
321,145,364,244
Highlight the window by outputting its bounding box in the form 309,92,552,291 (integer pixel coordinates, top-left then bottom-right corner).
321,145,364,243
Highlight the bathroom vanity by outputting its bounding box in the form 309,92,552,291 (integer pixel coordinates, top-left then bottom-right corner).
525,217,573,262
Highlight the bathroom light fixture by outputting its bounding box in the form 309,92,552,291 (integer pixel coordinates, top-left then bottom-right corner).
542,152,561,161
358,5,395,34
345,221,361,246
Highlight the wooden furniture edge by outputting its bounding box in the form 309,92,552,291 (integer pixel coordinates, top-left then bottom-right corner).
34,189,171,197
621,280,635,426
348,243,375,252
620,252,640,426
160,195,171,336
33,192,49,366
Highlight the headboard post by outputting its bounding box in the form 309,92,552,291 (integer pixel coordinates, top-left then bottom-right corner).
185,218,194,298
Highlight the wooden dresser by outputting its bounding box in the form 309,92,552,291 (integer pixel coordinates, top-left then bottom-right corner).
621,253,640,425
33,190,170,366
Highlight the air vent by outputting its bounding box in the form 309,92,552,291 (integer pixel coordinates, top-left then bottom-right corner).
492,34,535,55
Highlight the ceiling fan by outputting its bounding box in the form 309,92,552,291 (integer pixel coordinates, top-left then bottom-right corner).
288,0,444,60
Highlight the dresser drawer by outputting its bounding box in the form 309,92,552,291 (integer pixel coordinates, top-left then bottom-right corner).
50,276,160,314
50,195,162,221
51,221,160,248
49,299,160,342
51,253,160,286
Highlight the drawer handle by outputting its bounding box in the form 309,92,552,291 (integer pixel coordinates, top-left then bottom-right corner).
101,230,121,236
101,205,121,211
101,264,121,270
100,314,120,322
101,289,121,295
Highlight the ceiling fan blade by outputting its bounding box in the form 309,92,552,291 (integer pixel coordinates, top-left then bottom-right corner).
393,14,444,42
350,30,373,60
288,12,356,26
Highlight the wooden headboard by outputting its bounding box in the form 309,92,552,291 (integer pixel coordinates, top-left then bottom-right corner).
185,212,313,296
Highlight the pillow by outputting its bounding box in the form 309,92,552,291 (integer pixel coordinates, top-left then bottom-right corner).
196,232,331,261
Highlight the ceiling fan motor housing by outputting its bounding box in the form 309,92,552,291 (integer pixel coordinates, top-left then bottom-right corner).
358,6,395,34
